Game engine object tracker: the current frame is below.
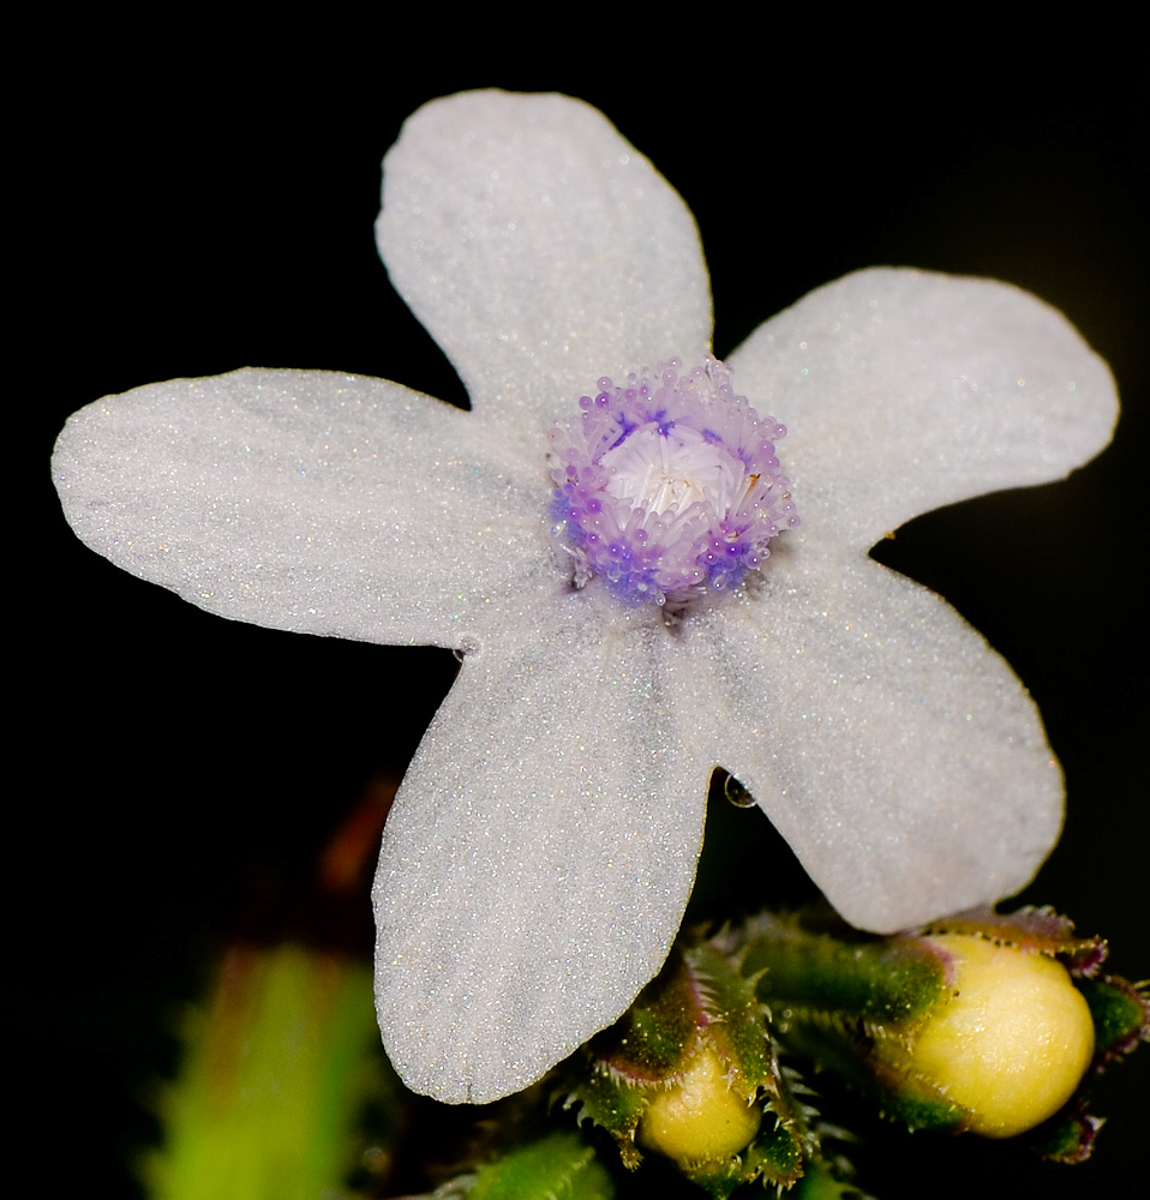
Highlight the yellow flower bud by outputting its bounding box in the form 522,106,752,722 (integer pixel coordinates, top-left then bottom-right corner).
881,933,1094,1138
637,1045,761,1164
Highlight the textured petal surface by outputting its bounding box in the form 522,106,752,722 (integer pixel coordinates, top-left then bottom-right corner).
729,269,1118,549
685,542,1062,933
53,368,560,648
373,588,709,1102
377,90,713,457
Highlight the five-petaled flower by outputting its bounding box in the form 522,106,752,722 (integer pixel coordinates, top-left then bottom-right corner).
52,91,1117,1104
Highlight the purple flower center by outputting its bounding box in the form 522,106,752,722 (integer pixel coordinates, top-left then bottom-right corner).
547,358,799,608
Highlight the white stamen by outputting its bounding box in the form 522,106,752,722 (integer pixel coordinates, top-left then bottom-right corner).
600,424,747,518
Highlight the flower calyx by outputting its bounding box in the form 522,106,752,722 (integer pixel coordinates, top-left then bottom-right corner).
561,939,816,1197
872,932,1095,1138
732,907,1148,1161
554,906,1144,1194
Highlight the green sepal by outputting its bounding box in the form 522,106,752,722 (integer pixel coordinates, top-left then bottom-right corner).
919,906,1107,974
683,938,778,1104
864,1055,966,1133
463,1131,615,1200
736,913,948,1028
594,951,700,1083
668,1112,809,1200
675,1155,747,1200
675,1155,749,1199
561,951,698,1167
1076,974,1150,1066
774,1018,963,1134
731,912,963,1130
1027,1101,1103,1164
742,1111,808,1187
560,1066,647,1169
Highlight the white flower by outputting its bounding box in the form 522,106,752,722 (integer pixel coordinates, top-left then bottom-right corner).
52,91,1117,1104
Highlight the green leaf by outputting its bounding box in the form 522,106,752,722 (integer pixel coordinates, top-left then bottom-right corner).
467,1132,615,1200
142,945,396,1200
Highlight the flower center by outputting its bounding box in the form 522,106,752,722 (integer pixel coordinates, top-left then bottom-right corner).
547,358,799,608
600,423,745,518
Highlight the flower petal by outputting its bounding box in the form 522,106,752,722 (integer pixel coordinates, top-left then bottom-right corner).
372,590,707,1103
53,368,559,647
729,269,1118,549
687,546,1062,933
377,90,713,455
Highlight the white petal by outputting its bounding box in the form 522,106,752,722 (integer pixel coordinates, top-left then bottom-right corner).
686,545,1062,933
377,90,713,457
373,588,708,1103
729,268,1118,549
53,368,560,647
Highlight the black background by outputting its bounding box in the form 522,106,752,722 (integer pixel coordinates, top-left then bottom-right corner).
17,22,1145,1199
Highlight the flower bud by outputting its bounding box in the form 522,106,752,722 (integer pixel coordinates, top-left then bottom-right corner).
637,1045,762,1164
877,934,1095,1137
